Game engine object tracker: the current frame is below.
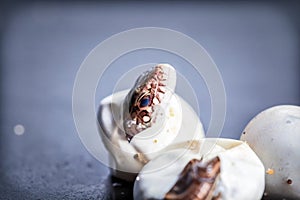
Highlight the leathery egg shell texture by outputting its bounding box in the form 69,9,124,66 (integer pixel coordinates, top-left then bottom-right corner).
134,138,265,200
240,105,300,199
97,64,205,181
98,91,204,181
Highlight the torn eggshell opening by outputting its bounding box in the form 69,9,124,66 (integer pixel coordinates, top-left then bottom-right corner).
97,64,205,181
133,138,265,200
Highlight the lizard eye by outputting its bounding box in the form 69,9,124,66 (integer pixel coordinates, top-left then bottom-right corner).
139,96,150,107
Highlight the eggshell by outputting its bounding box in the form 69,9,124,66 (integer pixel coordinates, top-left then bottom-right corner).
97,91,204,181
240,105,300,199
134,138,265,200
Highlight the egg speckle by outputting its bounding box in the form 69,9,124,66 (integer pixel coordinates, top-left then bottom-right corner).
169,107,175,117
266,168,274,175
286,179,292,185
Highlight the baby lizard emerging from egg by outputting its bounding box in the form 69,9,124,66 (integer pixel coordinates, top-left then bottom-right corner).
123,65,170,142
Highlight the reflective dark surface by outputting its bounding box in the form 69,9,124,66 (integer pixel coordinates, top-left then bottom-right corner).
0,1,299,199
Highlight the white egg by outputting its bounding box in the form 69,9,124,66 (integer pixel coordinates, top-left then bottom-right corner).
240,105,300,199
97,64,205,181
134,138,265,200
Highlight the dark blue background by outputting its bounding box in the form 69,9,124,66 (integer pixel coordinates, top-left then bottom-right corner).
0,1,299,199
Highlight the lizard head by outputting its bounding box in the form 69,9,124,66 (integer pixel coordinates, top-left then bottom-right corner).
123,64,176,142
